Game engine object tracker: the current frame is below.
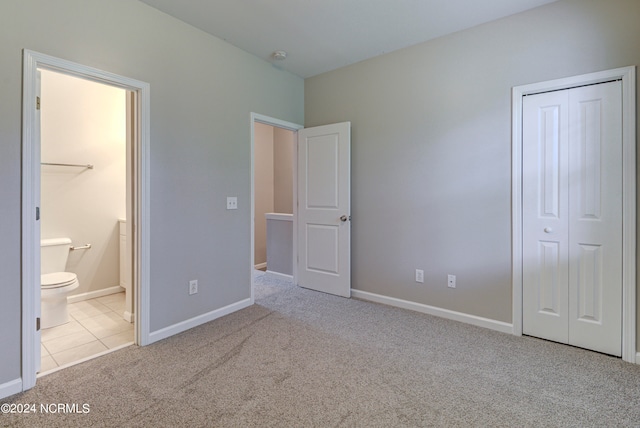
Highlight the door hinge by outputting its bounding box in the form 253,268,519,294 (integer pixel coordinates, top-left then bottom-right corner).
36,96,41,110
36,317,40,331
36,207,40,221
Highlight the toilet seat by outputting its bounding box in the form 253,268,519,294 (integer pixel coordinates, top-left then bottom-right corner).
41,272,78,289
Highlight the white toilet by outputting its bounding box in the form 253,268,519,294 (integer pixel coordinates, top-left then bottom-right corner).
41,238,80,329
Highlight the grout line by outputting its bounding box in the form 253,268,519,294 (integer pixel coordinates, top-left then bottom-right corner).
41,342,53,356
41,294,128,367
48,337,103,357
49,352,61,367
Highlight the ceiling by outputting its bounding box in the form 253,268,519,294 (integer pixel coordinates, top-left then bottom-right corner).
138,0,558,78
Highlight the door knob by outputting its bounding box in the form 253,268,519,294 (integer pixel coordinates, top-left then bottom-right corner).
544,227,553,233
340,215,348,222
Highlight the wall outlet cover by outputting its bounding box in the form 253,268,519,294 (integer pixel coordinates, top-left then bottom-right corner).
447,274,456,288
226,197,238,210
189,279,198,295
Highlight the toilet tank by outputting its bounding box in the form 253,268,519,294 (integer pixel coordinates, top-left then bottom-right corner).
41,238,72,274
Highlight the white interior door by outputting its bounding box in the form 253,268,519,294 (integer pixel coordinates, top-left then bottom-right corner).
522,81,623,356
297,122,351,297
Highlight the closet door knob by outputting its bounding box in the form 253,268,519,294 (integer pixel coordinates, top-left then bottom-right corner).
544,227,553,233
340,215,348,222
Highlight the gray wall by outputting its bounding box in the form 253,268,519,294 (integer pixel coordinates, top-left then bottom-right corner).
305,0,640,334
0,0,303,388
266,216,293,276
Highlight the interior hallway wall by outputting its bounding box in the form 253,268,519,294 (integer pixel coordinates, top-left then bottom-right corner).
254,122,274,267
273,127,294,214
41,69,126,296
305,0,640,335
254,124,295,267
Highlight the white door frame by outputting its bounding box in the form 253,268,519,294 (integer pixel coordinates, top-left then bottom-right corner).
250,113,303,303
21,50,151,390
511,66,636,363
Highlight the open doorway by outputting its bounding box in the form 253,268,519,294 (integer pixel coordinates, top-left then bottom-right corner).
22,50,151,392
38,69,133,372
253,122,296,275
250,114,302,302
250,114,352,301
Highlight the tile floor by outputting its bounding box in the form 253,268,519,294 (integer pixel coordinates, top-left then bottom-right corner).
40,292,134,372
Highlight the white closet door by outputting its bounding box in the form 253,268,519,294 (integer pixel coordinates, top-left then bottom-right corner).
522,89,570,343
522,81,622,356
567,82,622,356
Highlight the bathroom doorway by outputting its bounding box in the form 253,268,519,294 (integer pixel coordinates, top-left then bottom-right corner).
250,114,302,302
38,69,134,372
22,50,151,391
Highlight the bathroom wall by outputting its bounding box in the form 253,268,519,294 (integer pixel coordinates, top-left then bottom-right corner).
254,124,295,266
41,69,126,297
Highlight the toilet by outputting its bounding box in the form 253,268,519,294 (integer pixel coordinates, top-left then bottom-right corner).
41,238,80,329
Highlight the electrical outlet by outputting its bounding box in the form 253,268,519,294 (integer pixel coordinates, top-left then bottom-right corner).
415,269,424,283
447,274,456,288
189,279,198,295
226,197,238,210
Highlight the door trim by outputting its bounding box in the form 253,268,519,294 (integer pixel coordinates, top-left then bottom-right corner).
249,113,303,303
21,50,151,390
511,66,636,362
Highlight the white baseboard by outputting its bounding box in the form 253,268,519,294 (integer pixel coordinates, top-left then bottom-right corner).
148,298,252,344
0,378,23,400
265,270,293,281
636,352,640,365
254,262,267,270
123,310,134,323
351,289,514,335
68,285,123,303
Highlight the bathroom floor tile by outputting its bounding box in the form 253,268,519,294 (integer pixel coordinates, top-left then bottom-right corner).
100,330,134,349
80,312,133,339
95,292,125,304
41,294,133,371
51,341,108,367
41,319,86,341
40,355,58,372
96,292,126,313
43,329,98,355
68,299,111,320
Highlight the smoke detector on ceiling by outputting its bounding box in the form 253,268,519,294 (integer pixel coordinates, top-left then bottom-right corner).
272,50,287,60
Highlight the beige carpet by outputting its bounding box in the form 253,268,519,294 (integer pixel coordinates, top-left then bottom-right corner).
4,271,640,427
